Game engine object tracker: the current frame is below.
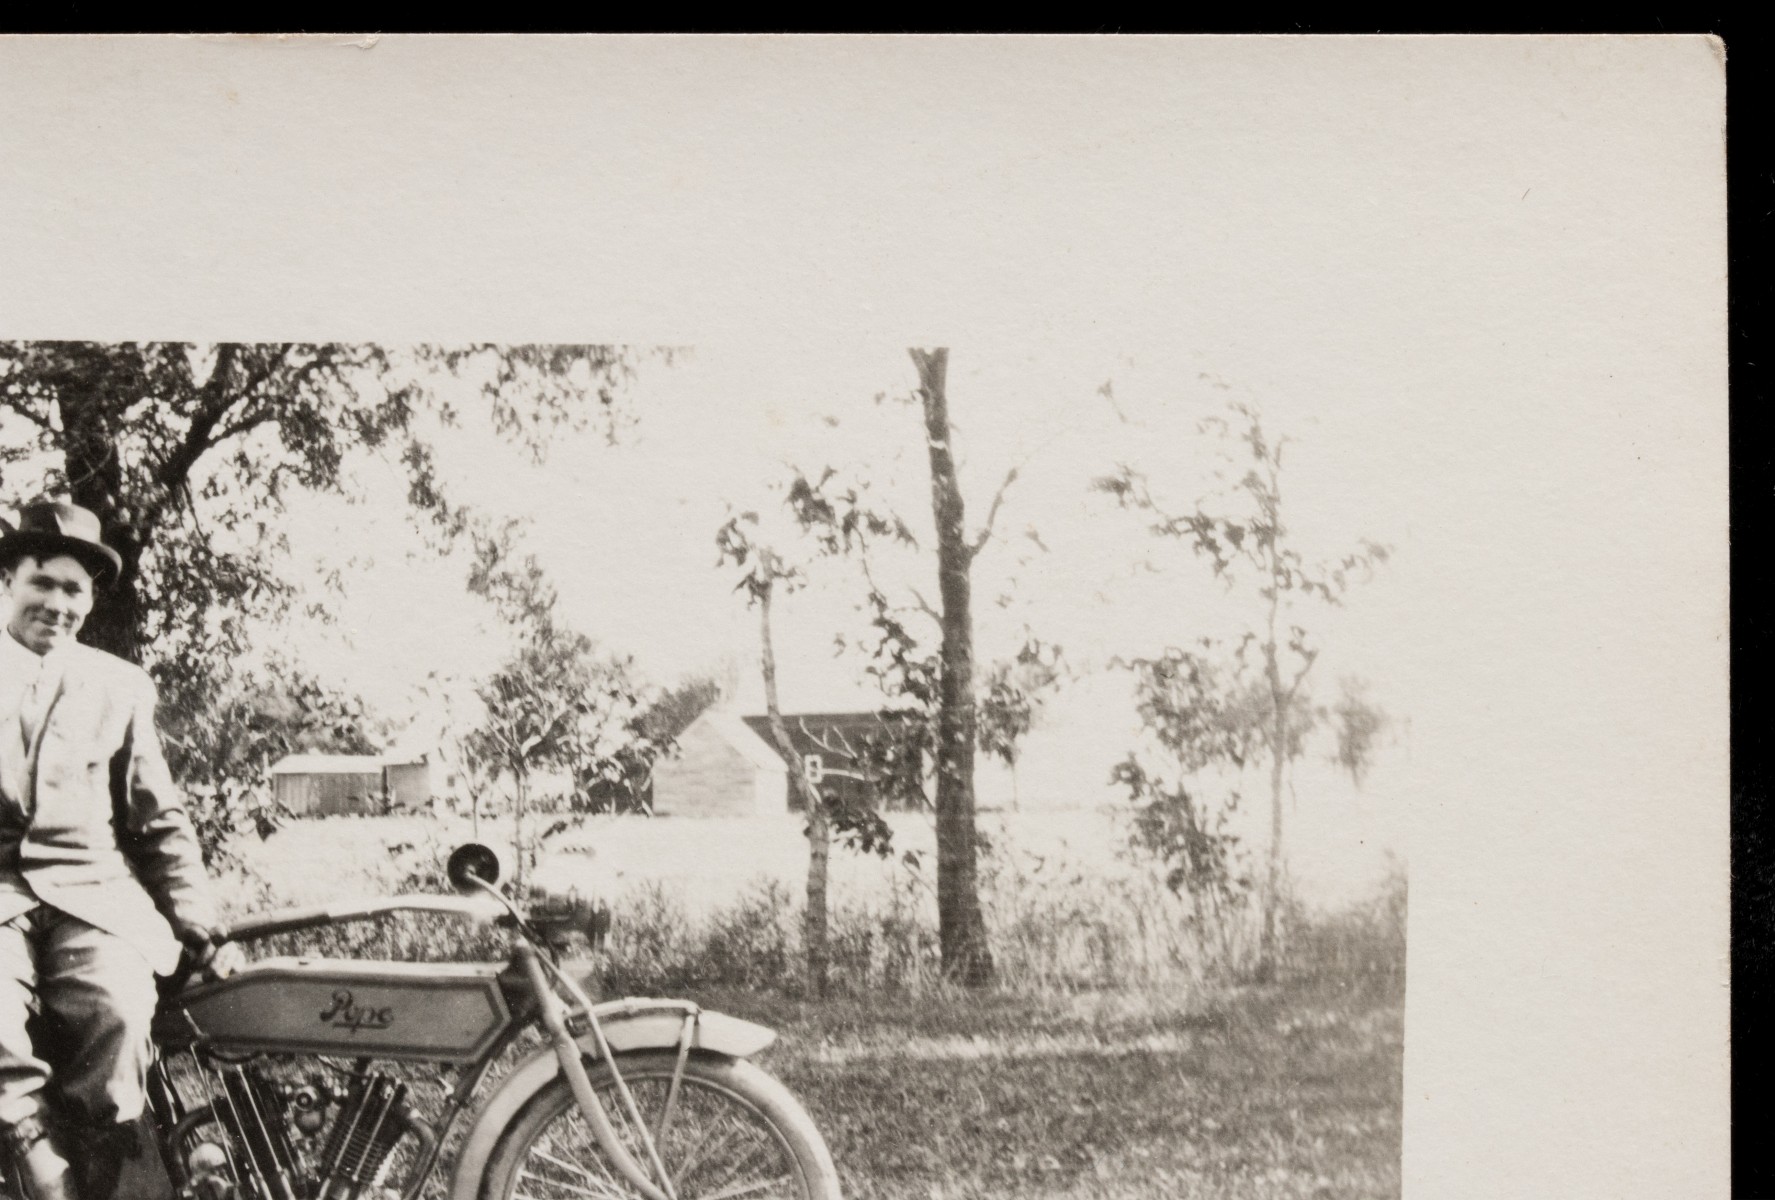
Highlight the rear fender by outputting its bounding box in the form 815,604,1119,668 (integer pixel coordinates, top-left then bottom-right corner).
447,999,776,1200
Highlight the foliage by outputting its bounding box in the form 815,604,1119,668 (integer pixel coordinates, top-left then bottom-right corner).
462,636,662,807
1093,401,1390,603
457,524,671,891
715,500,904,854
640,673,724,743
0,339,656,860
1327,675,1389,786
1119,644,1273,771
974,634,1066,769
163,660,382,866
1095,400,1390,978
1116,764,1250,901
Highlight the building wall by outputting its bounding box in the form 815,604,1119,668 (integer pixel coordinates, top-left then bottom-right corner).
654,717,786,817
275,771,385,816
385,762,432,810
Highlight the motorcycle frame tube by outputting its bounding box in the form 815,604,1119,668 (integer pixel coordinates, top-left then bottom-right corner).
514,944,674,1200
212,895,507,945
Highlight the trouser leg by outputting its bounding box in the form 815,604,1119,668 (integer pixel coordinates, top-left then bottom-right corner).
0,912,73,1199
0,914,50,1128
31,909,163,1200
30,909,157,1131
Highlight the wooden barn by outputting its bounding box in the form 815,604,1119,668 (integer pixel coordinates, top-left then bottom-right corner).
270,752,433,816
651,711,788,818
740,711,928,812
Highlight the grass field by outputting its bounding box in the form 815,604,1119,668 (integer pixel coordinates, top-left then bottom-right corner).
222,812,1406,1199
710,969,1404,1200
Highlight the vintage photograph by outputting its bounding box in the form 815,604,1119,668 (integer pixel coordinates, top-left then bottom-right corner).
0,32,1727,1200
0,339,1410,1200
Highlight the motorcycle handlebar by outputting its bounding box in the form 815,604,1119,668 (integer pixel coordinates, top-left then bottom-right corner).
211,894,509,945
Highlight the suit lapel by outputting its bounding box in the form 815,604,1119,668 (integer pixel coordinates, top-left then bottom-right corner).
22,654,76,820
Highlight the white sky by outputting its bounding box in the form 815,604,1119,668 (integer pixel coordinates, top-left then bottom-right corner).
0,35,1727,1199
281,342,1412,724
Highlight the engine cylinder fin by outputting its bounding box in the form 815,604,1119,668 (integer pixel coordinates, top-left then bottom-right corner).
319,1074,410,1200
213,1065,305,1200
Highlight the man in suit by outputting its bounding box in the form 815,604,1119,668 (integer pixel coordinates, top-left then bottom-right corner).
0,499,237,1200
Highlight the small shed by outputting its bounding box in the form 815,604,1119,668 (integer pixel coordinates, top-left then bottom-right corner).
270,754,385,816
651,711,788,818
270,752,435,816
383,757,433,810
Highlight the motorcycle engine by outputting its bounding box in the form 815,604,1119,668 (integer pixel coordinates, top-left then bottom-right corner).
180,1061,424,1200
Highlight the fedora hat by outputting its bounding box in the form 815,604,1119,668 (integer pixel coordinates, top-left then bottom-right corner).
0,499,123,588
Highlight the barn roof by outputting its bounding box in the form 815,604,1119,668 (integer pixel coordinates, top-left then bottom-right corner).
739,712,900,764
689,711,790,774
269,752,426,775
269,754,381,775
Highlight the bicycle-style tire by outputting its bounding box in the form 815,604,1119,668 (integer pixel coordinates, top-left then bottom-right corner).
477,1050,841,1200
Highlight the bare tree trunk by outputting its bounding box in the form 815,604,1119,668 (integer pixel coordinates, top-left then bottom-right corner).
1259,719,1286,982
803,794,831,997
513,769,527,897
911,347,995,988
1257,584,1286,983
53,355,149,662
756,569,831,997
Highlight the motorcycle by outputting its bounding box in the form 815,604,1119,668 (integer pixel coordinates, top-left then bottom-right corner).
7,843,842,1200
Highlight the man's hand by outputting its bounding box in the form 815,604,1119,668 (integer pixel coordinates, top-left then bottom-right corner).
181,933,246,981
207,941,247,979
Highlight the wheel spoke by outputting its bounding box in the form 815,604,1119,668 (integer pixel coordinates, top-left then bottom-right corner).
532,1146,611,1183
501,1067,817,1200
670,1120,741,1187
518,1144,630,1199
515,1171,629,1200
697,1136,776,1193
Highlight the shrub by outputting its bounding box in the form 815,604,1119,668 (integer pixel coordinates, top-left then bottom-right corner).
221,816,1405,1007
1276,856,1407,1002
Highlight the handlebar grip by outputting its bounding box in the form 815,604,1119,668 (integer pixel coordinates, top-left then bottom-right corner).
212,905,337,944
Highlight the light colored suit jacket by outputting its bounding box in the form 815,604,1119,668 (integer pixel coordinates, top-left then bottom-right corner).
0,643,216,975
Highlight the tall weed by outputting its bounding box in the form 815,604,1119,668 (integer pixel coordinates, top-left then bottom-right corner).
219,819,1403,1004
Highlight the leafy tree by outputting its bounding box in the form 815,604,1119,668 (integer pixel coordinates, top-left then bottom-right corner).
716,509,897,998
461,635,661,892
0,340,652,857
720,350,1060,988
904,348,1013,986
167,661,381,866
1096,401,1388,980
641,674,725,743
456,518,669,883
1328,675,1390,787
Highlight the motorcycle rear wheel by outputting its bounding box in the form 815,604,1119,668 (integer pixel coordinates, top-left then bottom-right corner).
478,1050,841,1200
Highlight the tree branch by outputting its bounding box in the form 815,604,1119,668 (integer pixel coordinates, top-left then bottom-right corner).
152,343,250,491
1283,647,1319,704
967,466,1020,559
208,408,280,450
906,586,942,623
0,394,53,432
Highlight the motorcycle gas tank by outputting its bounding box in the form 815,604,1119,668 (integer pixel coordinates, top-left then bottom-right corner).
170,958,514,1062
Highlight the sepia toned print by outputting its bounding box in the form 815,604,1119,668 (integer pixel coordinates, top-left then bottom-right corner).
0,339,1406,1198
0,32,1727,1200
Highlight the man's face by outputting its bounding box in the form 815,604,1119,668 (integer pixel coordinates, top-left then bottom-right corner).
3,554,95,654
